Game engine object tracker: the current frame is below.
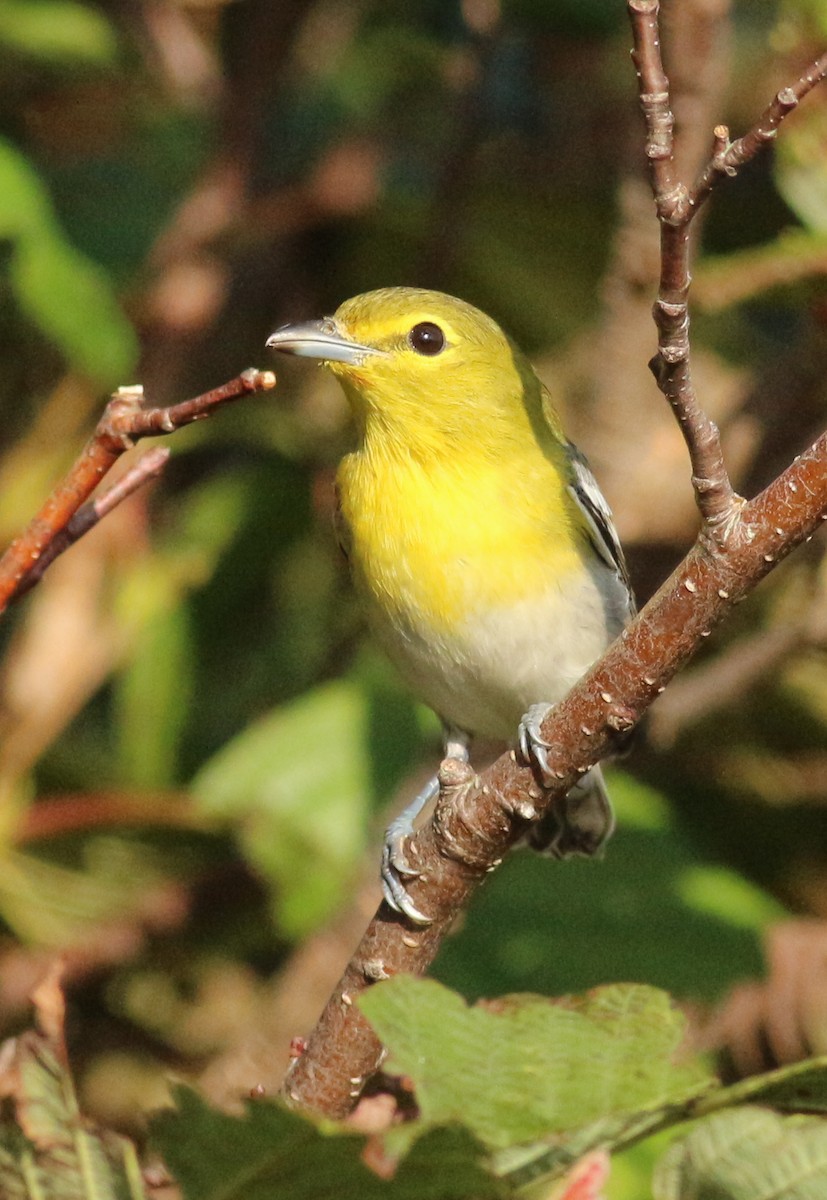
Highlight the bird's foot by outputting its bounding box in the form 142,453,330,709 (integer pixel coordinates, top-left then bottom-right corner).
380,775,439,925
517,702,558,784
517,704,615,859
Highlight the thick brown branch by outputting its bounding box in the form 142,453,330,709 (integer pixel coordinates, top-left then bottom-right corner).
0,369,275,613
283,434,827,1118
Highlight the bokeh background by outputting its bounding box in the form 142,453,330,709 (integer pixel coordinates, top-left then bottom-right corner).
1,0,827,1191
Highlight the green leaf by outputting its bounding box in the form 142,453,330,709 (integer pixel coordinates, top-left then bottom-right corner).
0,138,137,386
653,1107,827,1200
359,978,712,1151
0,1,118,67
677,866,781,931
0,1031,148,1199
192,680,376,937
10,232,138,387
115,602,194,787
152,1084,503,1200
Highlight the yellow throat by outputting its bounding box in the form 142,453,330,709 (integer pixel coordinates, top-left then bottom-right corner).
268,287,587,634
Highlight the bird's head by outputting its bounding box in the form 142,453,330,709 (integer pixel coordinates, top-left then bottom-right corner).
266,287,560,454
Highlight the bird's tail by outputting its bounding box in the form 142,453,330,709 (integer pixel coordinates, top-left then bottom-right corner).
523,765,615,858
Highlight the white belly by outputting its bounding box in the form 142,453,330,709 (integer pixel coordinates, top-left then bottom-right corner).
368,561,629,740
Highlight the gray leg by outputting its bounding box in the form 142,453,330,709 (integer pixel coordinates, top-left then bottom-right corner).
381,728,469,924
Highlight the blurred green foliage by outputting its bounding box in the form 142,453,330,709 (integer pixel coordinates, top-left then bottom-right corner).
0,137,137,385
434,773,777,1004
0,0,825,1195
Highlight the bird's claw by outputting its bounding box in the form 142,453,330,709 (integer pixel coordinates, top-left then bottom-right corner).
517,702,556,784
380,786,437,925
381,834,431,924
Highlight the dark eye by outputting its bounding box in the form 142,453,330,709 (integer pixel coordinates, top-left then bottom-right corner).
408,321,446,356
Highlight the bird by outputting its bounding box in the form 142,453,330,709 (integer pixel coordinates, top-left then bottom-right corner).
267,288,634,923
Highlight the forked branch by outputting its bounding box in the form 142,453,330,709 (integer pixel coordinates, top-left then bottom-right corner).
628,0,827,539
0,369,275,613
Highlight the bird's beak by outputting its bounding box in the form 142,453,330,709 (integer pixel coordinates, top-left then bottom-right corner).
266,319,385,365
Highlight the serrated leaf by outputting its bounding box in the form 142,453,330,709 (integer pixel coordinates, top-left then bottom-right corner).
152,1084,503,1200
360,978,712,1150
13,1032,78,1149
0,1021,147,1198
654,1107,827,1200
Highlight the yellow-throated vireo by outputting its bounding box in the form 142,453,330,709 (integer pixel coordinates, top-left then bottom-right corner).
267,288,634,923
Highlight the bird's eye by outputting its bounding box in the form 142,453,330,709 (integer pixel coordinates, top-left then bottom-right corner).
408,321,446,356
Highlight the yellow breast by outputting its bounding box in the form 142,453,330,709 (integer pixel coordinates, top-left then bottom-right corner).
337,437,584,637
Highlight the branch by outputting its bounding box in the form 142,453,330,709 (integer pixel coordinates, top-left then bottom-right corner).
628,0,736,534
691,53,827,211
283,439,827,1118
628,1,827,539
581,0,732,547
14,448,170,599
280,5,827,1120
0,369,275,613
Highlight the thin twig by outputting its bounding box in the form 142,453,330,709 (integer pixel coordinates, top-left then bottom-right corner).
0,369,275,613
692,52,827,211
584,0,732,545
15,448,170,598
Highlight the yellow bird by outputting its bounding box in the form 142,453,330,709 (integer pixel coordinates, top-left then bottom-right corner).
267,288,634,922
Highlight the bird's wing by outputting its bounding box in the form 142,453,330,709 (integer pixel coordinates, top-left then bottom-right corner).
566,443,635,610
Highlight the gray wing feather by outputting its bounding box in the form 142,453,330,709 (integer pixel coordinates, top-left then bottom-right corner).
566,443,635,612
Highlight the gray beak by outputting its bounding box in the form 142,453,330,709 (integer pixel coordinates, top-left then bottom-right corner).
266,318,385,365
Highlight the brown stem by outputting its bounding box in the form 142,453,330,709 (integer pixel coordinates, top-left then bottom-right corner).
0,369,275,613
692,53,827,211
15,448,170,598
583,0,731,550
628,0,681,215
